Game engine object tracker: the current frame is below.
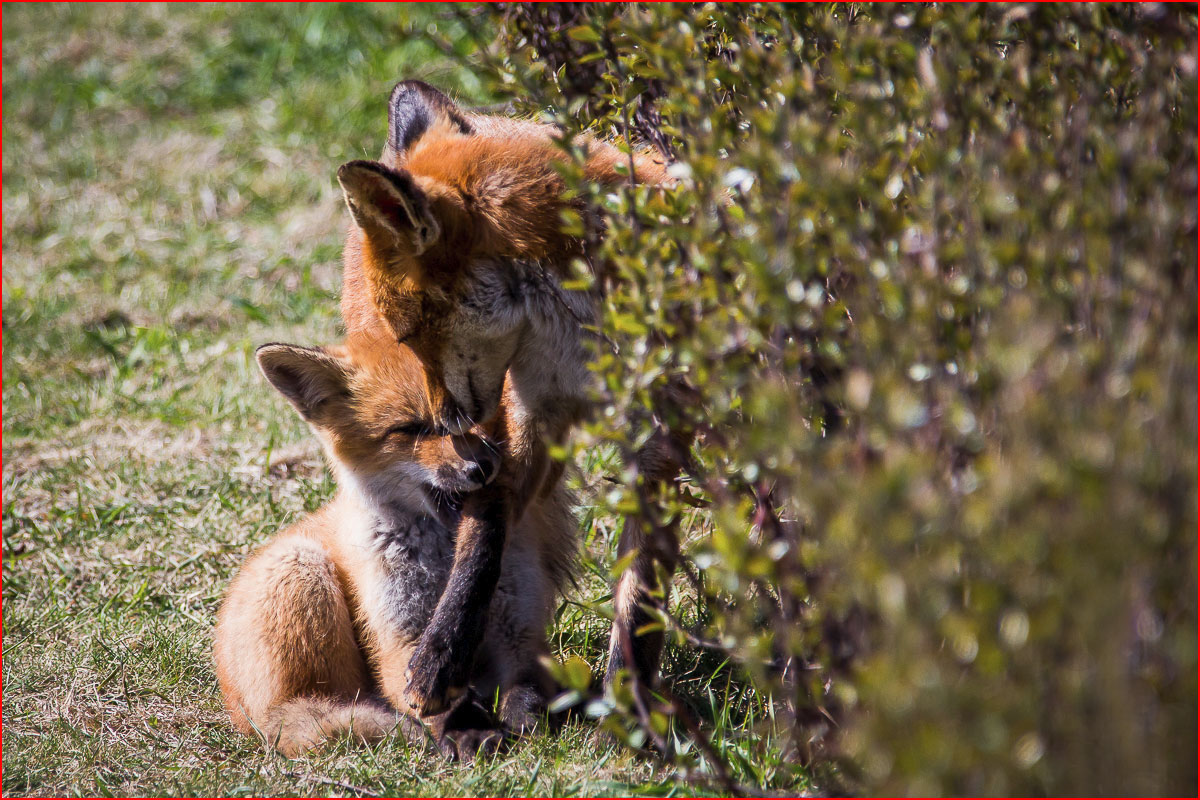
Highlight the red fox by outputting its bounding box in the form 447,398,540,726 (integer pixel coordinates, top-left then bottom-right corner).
213,339,575,759
335,80,687,712
340,81,668,439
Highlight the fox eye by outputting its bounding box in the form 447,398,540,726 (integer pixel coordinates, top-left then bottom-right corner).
385,420,435,438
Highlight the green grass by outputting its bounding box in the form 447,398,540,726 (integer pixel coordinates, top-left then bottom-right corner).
1,5,806,796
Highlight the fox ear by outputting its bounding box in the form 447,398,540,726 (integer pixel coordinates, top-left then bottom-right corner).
337,160,440,255
256,343,353,422
387,79,471,157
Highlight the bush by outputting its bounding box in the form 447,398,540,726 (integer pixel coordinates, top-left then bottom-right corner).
453,4,1197,794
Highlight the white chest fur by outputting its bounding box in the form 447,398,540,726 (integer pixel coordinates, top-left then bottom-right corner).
337,487,456,641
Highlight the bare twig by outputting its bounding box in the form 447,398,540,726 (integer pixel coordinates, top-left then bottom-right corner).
282,770,381,798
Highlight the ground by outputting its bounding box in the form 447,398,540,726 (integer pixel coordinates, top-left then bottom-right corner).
1,6,805,796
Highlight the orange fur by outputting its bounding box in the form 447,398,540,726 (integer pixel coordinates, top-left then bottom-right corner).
325,81,675,714
338,86,669,500
214,342,575,758
340,106,670,356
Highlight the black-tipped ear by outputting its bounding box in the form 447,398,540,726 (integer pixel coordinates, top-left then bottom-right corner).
337,160,440,254
387,79,471,156
256,343,353,422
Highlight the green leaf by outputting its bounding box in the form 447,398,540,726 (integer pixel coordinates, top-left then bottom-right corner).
567,25,602,43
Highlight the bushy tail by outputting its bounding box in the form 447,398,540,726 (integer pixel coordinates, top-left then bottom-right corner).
257,696,401,757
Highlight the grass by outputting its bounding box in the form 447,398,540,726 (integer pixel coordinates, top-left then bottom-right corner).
1,5,808,796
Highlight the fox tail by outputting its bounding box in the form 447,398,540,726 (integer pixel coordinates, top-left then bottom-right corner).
256,696,401,757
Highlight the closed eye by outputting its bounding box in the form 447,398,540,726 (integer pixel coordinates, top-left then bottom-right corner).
385,420,436,438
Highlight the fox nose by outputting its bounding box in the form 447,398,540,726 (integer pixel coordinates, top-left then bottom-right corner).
436,397,474,436
465,452,499,489
436,389,503,434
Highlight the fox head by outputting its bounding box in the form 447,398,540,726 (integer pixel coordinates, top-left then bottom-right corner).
338,80,669,434
256,340,499,524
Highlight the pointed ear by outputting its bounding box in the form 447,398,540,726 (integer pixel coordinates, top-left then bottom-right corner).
256,343,353,422
337,160,440,255
387,79,472,157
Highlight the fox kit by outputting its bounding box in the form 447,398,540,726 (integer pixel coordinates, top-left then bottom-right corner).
213,340,574,759
335,80,686,711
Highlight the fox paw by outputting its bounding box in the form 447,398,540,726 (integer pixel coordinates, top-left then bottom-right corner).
499,683,553,736
404,637,465,716
437,726,505,762
428,692,505,763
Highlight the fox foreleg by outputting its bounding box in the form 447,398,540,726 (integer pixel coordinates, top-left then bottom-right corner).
404,483,508,716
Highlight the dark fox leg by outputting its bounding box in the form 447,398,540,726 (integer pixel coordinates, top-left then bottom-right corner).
605,513,681,692
604,423,692,693
405,483,508,716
